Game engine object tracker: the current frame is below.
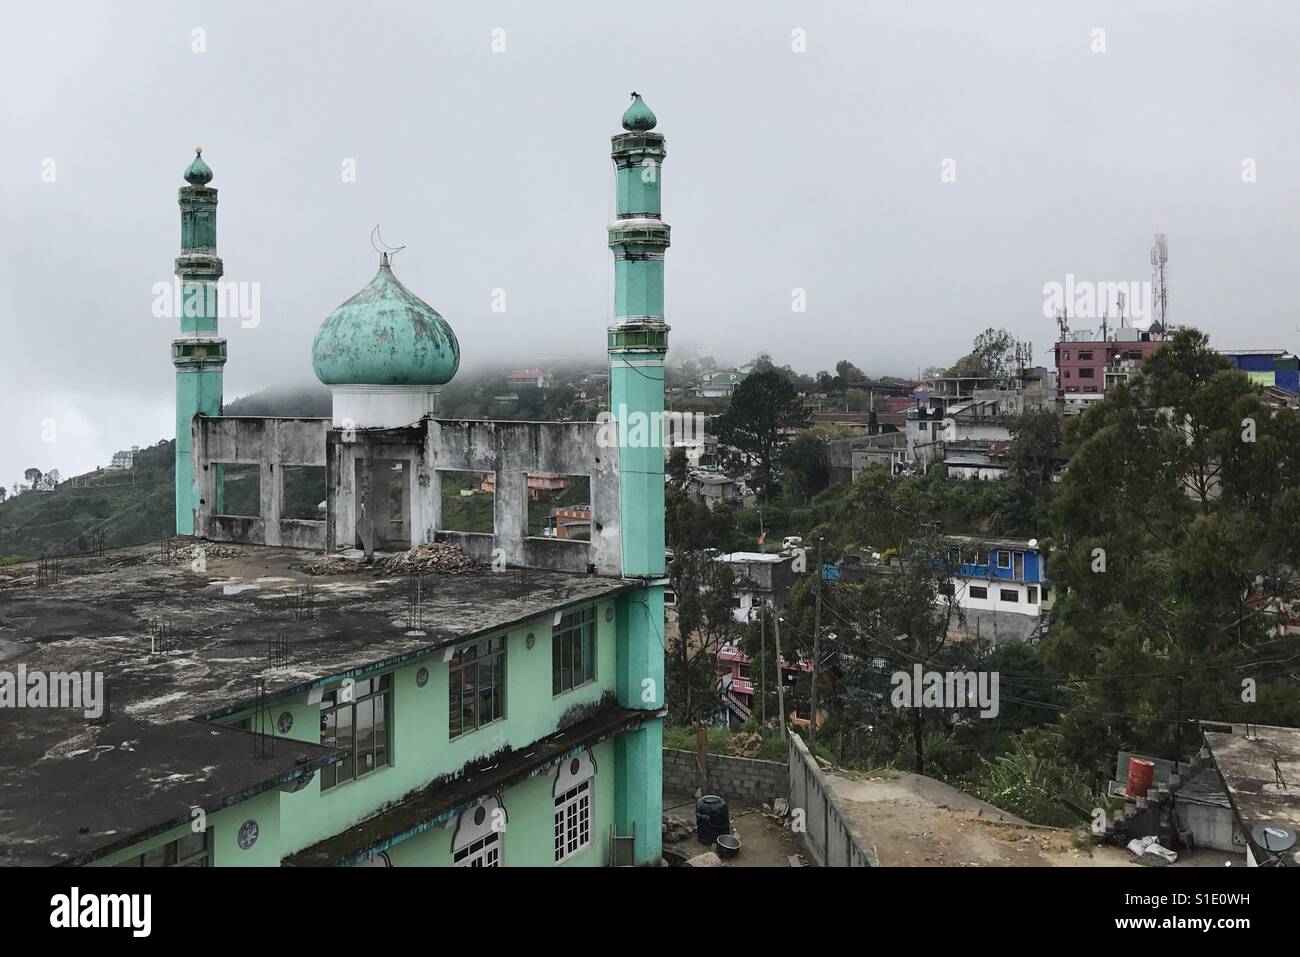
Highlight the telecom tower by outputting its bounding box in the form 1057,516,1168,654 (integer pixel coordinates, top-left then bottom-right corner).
1150,233,1169,339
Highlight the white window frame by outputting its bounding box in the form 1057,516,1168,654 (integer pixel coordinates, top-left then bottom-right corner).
452,797,505,867
996,550,1012,570
454,831,501,868
554,780,592,863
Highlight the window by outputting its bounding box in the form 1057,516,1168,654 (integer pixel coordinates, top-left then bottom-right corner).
553,606,596,696
454,832,501,867
320,674,391,791
969,586,988,599
996,550,1011,570
453,799,504,867
663,591,676,606
1062,351,1070,361
1000,589,1019,603
554,780,592,862
938,582,955,596
1079,350,1093,361
1027,586,1039,604
115,830,211,867
1063,369,1071,379
1079,367,1095,379
731,596,743,609
449,636,506,738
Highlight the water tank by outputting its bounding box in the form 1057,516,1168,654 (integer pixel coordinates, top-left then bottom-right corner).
695,795,731,845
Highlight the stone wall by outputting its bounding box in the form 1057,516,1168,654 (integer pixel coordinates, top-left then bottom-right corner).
662,748,787,804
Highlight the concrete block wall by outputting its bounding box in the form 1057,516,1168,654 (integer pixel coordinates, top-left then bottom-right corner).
787,734,875,867
662,748,787,805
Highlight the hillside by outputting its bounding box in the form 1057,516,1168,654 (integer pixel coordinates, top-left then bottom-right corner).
0,440,176,560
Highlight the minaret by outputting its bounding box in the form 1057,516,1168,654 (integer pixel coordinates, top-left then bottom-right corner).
608,92,667,865
172,148,226,534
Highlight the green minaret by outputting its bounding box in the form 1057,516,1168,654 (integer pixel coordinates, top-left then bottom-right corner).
172,148,226,534
608,93,667,865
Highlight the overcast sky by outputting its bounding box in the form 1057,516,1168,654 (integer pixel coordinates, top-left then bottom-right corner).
2,0,1298,488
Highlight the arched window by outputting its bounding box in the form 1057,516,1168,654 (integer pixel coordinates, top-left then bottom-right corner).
452,796,505,867
553,750,596,863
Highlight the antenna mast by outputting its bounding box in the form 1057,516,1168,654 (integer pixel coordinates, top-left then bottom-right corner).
1150,233,1169,339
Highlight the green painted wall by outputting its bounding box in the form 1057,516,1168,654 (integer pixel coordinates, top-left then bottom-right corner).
384,737,616,867
212,597,618,861
89,785,282,868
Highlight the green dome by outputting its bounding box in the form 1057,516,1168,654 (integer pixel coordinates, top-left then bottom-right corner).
622,92,657,131
312,255,460,387
184,148,213,185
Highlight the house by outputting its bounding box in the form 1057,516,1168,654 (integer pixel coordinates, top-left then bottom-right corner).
508,368,553,389
941,442,1012,481
712,551,797,623
942,535,1051,643
692,369,747,398
1202,722,1300,866
685,471,738,506
107,446,139,470
1054,329,1166,415
1219,349,1300,395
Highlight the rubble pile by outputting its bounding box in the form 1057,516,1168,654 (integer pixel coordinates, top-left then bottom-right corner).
301,557,366,576
727,732,763,759
381,543,478,574
662,815,694,844
157,542,242,565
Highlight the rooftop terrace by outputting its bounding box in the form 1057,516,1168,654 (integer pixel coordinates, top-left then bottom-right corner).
0,541,631,865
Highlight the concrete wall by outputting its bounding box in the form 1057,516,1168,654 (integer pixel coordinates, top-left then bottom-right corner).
193,416,329,549
662,747,788,804
787,734,874,867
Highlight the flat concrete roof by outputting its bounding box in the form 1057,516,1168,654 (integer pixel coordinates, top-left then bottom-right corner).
0,541,633,866
1204,723,1300,865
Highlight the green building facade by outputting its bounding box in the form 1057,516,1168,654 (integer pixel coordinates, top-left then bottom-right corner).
66,97,672,869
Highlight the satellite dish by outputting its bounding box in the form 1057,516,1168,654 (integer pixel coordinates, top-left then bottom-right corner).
1028,538,1038,549
1252,822,1297,853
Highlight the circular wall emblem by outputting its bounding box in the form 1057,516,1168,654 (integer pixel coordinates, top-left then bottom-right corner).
238,820,260,850
570,758,581,776
525,632,536,650
416,667,429,688
277,712,293,734
605,606,614,623
474,806,487,826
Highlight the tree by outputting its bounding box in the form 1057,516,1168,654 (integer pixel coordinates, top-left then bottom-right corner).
1041,328,1300,769
780,431,830,503
666,447,688,488
947,328,1018,379
715,369,807,501
666,550,738,724
0,486,6,504
834,359,866,388
23,468,42,487
44,469,62,488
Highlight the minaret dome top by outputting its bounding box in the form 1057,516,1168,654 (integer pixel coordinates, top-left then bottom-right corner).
622,92,657,131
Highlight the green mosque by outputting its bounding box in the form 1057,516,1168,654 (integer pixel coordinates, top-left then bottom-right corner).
0,95,670,868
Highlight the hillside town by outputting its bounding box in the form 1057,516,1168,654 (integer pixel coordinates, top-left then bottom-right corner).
0,2,1291,942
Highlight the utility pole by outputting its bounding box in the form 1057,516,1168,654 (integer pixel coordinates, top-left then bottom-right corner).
773,614,787,735
809,537,824,758
759,610,767,725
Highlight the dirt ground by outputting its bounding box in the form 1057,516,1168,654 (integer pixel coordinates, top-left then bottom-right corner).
825,771,1244,868
663,792,805,866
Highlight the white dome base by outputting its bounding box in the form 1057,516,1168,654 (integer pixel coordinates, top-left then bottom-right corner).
331,385,441,429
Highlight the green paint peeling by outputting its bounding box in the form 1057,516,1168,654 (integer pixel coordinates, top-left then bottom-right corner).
312,256,460,387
